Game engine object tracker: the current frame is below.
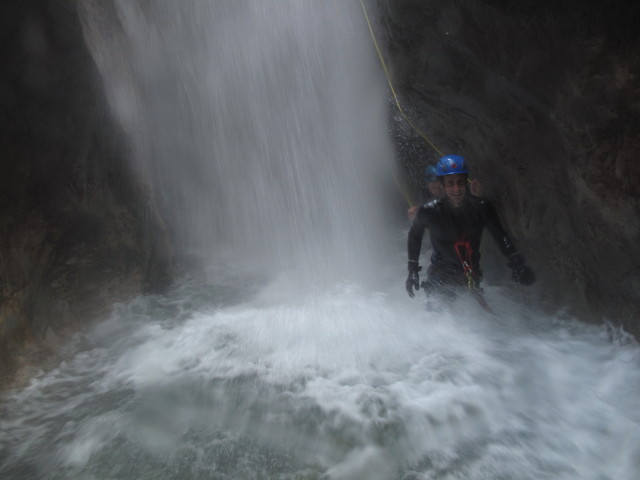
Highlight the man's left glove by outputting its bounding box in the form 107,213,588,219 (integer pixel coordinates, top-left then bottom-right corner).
406,262,422,297
507,254,535,286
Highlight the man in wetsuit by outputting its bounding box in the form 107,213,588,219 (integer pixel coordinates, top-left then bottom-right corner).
405,154,535,301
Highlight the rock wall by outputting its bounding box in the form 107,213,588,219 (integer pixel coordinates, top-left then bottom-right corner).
0,0,174,387
379,0,640,334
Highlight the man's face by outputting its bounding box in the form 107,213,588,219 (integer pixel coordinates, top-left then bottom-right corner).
442,174,467,208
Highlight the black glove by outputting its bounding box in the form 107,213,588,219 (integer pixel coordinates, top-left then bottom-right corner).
507,254,535,286
406,263,422,297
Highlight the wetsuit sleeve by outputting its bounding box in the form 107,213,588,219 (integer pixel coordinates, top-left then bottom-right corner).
482,200,517,257
407,207,429,267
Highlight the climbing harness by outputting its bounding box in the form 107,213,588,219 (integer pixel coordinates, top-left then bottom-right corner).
453,239,475,289
453,238,495,314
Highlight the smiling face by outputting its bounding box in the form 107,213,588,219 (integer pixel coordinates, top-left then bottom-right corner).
441,173,467,208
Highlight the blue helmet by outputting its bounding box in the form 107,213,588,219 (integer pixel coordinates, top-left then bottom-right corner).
436,155,468,176
425,165,438,182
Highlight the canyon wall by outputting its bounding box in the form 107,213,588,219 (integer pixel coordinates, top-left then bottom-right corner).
0,0,174,387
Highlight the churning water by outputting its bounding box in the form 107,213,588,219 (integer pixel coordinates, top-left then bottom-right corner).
1,267,640,479
2,1,639,479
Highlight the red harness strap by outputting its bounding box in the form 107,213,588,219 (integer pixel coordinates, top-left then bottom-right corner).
453,239,475,288
453,238,494,314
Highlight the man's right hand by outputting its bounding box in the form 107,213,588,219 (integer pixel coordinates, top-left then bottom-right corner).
405,270,421,297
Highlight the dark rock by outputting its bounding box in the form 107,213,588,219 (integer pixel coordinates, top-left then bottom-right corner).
379,0,640,335
0,0,175,388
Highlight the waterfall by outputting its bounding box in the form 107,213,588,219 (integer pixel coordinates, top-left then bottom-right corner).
79,0,396,281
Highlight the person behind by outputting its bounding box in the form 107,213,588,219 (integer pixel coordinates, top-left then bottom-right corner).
405,154,535,302
407,165,442,221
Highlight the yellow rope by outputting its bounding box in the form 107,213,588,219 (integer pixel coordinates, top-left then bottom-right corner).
359,0,444,161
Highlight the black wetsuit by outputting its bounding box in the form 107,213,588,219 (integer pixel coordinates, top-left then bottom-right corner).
408,194,517,296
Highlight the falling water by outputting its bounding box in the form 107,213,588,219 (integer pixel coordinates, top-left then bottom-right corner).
2,1,640,479
78,0,396,280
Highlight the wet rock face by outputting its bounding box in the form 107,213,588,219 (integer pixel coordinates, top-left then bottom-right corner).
0,0,174,387
380,0,640,334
